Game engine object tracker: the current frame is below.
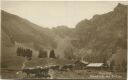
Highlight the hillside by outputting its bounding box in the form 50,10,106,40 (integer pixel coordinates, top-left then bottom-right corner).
1,10,56,48
74,3,127,71
1,10,56,68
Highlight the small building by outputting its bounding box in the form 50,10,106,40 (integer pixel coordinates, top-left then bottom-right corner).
86,63,104,70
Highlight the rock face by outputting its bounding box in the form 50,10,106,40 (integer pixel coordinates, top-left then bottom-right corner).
75,3,127,71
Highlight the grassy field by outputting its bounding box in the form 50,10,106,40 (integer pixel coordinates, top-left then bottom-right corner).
1,68,126,80
1,58,127,79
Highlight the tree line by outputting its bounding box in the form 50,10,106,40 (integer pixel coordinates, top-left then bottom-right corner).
16,47,32,60
38,49,56,58
16,47,56,60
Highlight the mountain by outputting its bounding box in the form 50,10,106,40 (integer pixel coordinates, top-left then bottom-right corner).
1,10,56,68
52,25,75,38
1,10,56,48
74,3,127,71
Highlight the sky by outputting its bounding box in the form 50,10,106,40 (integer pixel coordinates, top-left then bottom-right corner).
2,1,128,28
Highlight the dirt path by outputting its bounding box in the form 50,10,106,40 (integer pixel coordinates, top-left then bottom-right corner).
21,59,28,69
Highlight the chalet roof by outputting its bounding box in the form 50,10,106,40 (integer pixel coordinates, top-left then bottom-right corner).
86,63,104,67
74,60,89,65
81,60,89,64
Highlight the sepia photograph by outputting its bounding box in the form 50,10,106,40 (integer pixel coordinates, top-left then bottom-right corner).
1,0,128,79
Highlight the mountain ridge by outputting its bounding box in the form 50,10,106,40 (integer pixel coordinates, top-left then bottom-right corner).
74,3,127,71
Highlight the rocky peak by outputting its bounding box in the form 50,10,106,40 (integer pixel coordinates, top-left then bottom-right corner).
114,3,127,12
